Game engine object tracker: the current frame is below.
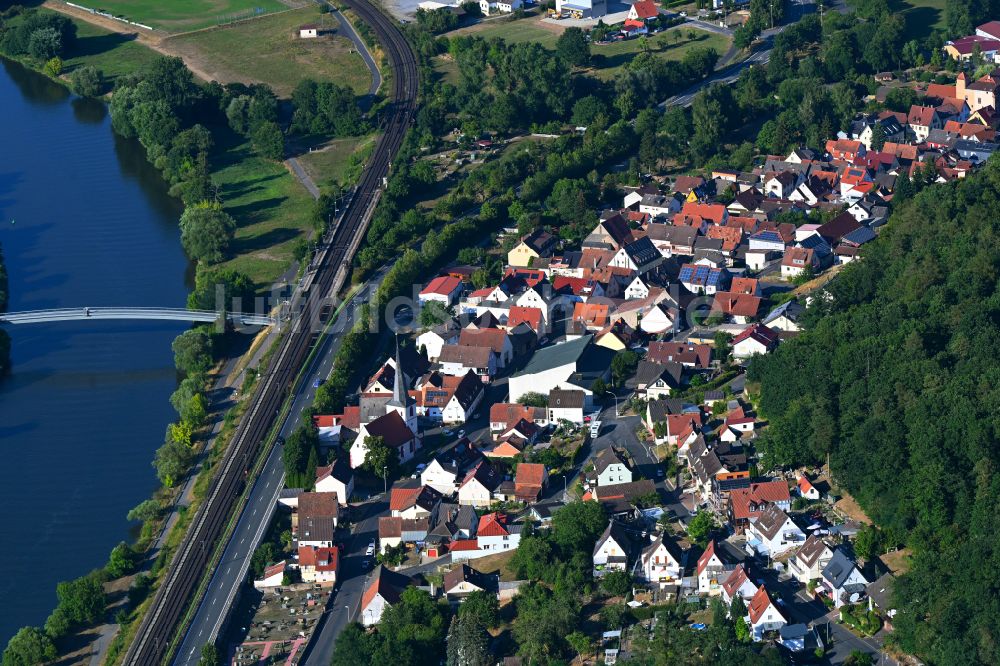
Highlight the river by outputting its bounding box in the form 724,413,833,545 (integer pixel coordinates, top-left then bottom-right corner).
0,58,192,645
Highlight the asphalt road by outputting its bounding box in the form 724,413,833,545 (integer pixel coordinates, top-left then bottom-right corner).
173,276,385,666
299,497,388,666
660,0,849,109
759,565,896,665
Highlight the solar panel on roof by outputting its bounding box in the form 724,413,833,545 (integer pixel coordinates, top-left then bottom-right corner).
707,270,721,286
679,266,694,281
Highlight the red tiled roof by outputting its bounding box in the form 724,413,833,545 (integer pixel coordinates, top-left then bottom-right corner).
298,545,338,572
420,275,462,296
732,323,779,348
729,480,790,520
907,104,937,127
507,306,543,333
722,563,754,598
729,277,758,295
712,292,762,318
515,463,546,489
459,328,508,355
477,512,511,537
748,585,784,625
573,301,610,328
681,202,727,224
696,540,721,575
448,538,480,551
630,0,658,18
389,486,422,512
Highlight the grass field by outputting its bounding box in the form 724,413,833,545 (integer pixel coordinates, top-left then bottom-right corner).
436,19,730,83
66,0,290,32
892,0,947,41
589,27,731,79
61,15,161,88
164,8,372,97
5,8,159,92
210,129,315,287
446,16,562,49
298,134,378,190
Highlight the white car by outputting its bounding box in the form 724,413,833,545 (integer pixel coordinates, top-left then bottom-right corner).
365,544,376,556
457,429,466,438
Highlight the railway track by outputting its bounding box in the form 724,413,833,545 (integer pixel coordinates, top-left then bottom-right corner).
122,2,417,664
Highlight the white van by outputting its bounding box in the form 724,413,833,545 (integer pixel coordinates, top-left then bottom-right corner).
590,421,602,438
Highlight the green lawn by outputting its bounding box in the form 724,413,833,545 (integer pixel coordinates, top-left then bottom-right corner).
589,27,731,80
891,0,947,41
298,134,378,190
69,0,289,32
445,16,561,49
435,22,730,83
4,9,159,92
164,7,372,97
61,14,161,89
210,130,315,287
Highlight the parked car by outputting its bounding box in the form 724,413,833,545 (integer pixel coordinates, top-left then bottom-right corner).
313,377,325,388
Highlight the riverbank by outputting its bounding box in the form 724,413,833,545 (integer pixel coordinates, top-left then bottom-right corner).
0,3,376,663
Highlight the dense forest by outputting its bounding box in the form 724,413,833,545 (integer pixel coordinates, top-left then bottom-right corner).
749,158,1000,665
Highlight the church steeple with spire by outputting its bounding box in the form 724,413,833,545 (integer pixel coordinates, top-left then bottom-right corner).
386,336,418,435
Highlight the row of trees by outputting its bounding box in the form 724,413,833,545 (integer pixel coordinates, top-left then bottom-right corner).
151,327,215,488
748,157,1000,665
0,9,76,62
290,79,366,137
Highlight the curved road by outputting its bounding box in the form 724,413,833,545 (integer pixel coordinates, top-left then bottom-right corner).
121,0,417,662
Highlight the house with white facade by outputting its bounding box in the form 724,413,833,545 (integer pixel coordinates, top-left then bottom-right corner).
360,565,413,626
508,335,612,405
732,323,780,359
417,319,460,361
697,540,736,596
721,563,758,606
593,447,633,486
450,512,523,561
298,546,338,585
746,586,788,641
314,458,354,506
639,533,684,585
420,439,482,495
593,521,634,576
479,0,522,15
457,461,504,507
745,504,806,557
548,388,586,424
419,275,463,306
788,534,834,584
821,549,868,608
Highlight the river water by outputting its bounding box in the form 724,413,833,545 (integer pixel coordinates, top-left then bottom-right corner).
0,58,192,644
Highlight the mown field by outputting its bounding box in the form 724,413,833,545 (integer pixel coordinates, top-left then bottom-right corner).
437,18,730,84
589,27,731,79
297,134,378,191
164,7,372,97
892,0,947,41
445,15,562,48
71,0,288,32
210,130,316,287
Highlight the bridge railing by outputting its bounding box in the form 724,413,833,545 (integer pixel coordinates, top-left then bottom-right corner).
0,307,275,326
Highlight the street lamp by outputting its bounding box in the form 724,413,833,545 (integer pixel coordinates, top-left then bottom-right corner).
604,391,620,417
382,465,387,495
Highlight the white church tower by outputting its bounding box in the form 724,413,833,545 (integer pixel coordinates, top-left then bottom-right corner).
385,338,418,436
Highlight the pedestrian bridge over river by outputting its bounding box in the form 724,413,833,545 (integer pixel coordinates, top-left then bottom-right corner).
0,307,275,326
